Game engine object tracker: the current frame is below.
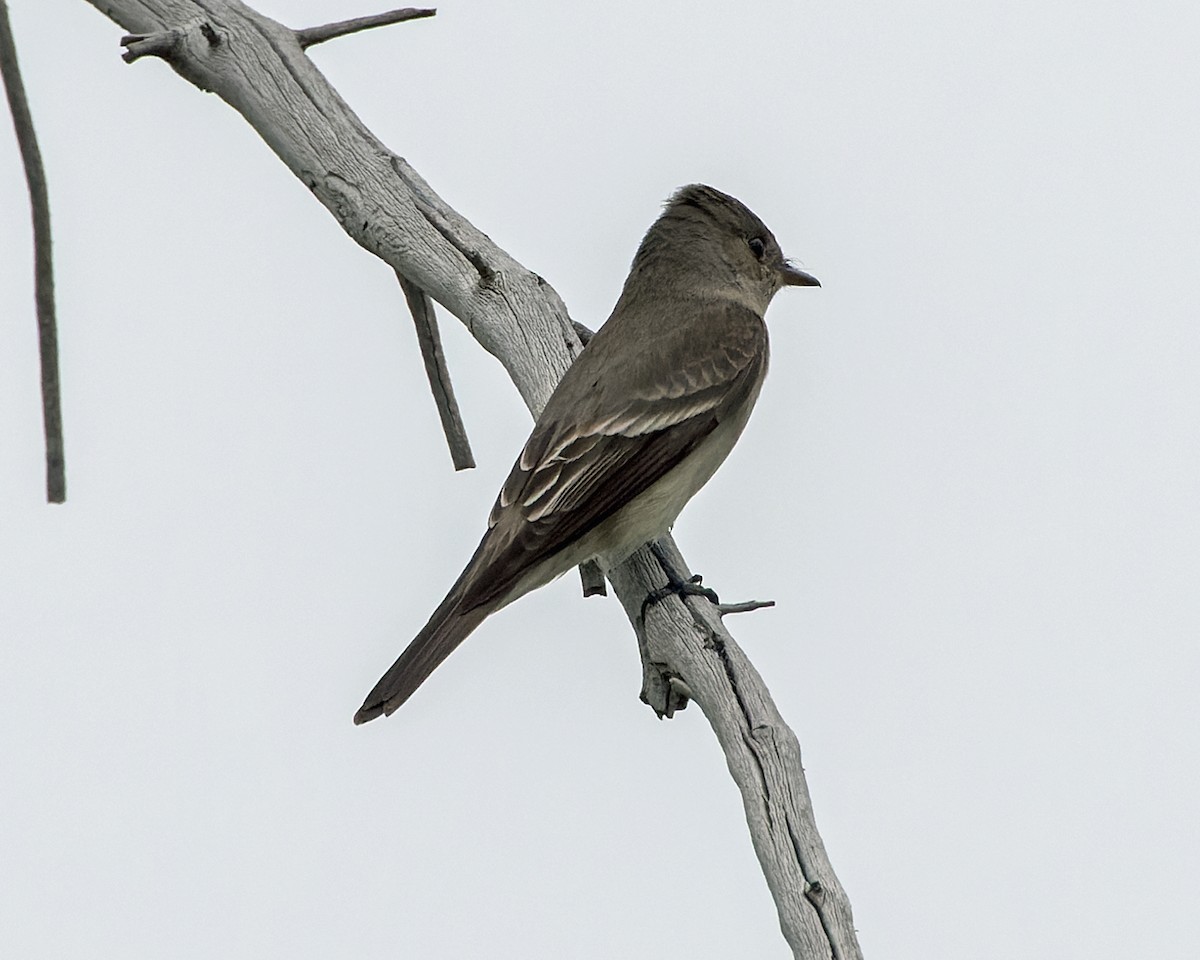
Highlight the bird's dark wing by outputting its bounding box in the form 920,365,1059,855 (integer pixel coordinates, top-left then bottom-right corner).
462,300,768,610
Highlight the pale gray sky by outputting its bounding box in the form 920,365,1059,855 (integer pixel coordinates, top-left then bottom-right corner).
3,2,1198,957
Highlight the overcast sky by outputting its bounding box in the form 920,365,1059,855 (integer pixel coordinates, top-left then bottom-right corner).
3,2,1198,957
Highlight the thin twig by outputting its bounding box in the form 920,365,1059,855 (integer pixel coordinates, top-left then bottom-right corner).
296,7,435,50
0,0,65,503
579,559,607,597
396,272,475,470
718,598,776,616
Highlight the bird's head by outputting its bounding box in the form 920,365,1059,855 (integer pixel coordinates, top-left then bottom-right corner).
637,183,819,314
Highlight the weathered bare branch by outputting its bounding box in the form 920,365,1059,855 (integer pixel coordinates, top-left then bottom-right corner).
84,2,860,955
606,541,859,959
0,0,65,503
719,598,776,616
296,7,435,50
396,272,475,470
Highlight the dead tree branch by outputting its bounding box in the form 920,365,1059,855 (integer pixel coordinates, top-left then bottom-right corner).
0,0,65,503
80,2,861,956
719,598,777,616
396,272,474,470
295,6,435,50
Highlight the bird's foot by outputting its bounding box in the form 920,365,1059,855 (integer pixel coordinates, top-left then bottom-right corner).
641,540,720,621
640,575,721,621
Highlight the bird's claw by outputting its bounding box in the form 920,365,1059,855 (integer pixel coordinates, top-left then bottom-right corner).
640,577,720,621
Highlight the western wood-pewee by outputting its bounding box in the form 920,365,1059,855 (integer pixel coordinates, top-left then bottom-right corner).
355,184,819,723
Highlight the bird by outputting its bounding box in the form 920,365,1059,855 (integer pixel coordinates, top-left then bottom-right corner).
354,184,819,723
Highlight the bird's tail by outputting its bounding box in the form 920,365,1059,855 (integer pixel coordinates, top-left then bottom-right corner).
353,572,492,724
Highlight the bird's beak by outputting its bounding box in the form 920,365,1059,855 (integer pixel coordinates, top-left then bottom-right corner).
779,263,820,287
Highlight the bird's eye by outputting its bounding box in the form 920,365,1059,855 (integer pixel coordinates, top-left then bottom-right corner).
748,237,767,260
